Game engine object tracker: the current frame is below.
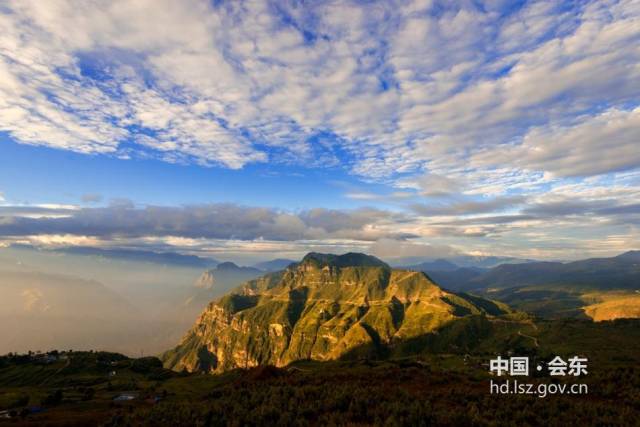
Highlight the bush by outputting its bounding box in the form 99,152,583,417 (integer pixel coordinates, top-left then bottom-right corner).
131,357,163,374
0,392,30,409
42,390,63,406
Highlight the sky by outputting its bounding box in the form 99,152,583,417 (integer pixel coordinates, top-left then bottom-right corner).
0,0,638,263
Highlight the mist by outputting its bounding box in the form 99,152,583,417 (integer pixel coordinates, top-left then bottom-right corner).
0,246,232,356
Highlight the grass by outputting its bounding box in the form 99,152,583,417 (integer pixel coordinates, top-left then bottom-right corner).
581,292,640,321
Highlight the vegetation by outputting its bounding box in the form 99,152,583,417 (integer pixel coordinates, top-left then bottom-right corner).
1,325,639,427
581,292,640,321
421,251,640,320
114,360,640,427
2,252,639,425
162,253,514,374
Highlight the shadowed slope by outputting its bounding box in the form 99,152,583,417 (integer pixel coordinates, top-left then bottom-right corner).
162,253,511,373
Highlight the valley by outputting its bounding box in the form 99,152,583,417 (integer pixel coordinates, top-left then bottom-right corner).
1,249,640,425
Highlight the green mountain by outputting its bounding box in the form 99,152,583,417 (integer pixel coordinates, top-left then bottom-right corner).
432,251,640,292
162,252,510,373
426,251,640,320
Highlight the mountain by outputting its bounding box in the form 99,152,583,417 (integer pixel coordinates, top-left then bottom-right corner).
444,251,640,292
162,252,511,373
427,251,640,320
192,262,262,293
448,255,534,269
402,259,460,272
252,258,297,272
194,270,216,290
614,250,640,262
427,267,487,290
182,262,264,314
389,255,532,269
54,246,219,268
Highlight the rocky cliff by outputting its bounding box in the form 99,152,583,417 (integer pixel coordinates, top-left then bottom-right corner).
162,252,510,373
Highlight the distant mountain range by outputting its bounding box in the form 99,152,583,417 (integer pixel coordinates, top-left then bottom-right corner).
393,255,533,269
420,251,640,292
36,244,538,273
401,259,460,272
252,258,297,272
410,251,640,320
54,246,219,269
448,255,536,269
163,252,511,373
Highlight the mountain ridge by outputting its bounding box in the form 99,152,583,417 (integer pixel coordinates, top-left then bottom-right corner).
162,252,511,373
420,250,640,320
252,258,297,272
52,246,219,268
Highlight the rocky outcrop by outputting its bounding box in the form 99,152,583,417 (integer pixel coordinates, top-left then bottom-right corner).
194,270,216,290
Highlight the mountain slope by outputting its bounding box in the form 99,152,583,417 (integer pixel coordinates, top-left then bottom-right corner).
402,259,460,272
424,267,486,290
181,262,265,319
253,258,296,272
441,251,640,292
163,253,510,373
192,262,262,292
427,251,640,320
582,292,640,321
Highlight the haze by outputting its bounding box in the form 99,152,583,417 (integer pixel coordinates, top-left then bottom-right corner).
0,0,638,355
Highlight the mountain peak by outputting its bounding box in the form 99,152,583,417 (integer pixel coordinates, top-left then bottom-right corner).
163,255,510,374
194,270,216,289
216,261,240,270
300,252,389,269
253,258,297,272
616,250,640,262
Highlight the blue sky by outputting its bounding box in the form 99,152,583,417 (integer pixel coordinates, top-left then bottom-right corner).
0,133,372,210
0,0,638,262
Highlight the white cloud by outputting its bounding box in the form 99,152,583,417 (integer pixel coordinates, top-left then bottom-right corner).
0,0,637,180
0,203,415,242
344,191,413,201
0,0,639,260
517,107,640,177
396,173,464,196
22,234,101,247
368,238,461,261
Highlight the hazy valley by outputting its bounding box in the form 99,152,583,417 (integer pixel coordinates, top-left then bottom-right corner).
2,246,639,359
1,246,640,425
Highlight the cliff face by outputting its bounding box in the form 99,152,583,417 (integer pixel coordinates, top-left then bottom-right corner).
162,253,509,373
194,270,216,290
